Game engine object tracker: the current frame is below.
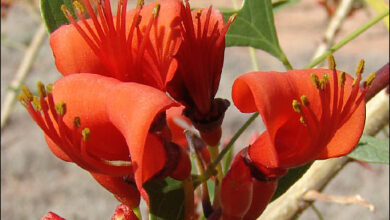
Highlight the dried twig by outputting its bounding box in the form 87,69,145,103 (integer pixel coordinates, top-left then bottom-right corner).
311,0,354,66
1,23,47,131
303,190,375,211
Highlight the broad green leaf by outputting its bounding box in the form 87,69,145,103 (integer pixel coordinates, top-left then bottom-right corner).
348,135,389,164
222,0,288,62
40,0,74,33
272,0,300,12
271,162,312,201
143,178,185,220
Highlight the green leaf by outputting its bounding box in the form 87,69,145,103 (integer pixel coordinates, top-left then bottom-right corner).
271,162,312,201
143,178,185,220
222,0,288,62
272,0,300,12
348,135,389,164
40,0,74,33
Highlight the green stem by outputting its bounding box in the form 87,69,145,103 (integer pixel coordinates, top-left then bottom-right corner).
311,204,324,220
248,47,260,71
306,9,389,69
281,53,293,70
133,207,142,220
209,113,259,172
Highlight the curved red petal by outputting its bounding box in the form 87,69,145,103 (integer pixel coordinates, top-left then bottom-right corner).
51,73,130,161
91,172,140,209
50,23,109,76
243,179,277,220
106,82,177,189
166,106,191,147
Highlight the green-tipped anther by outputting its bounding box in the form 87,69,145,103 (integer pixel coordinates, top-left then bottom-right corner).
74,117,81,128
17,94,28,106
137,0,144,7
195,9,202,19
229,13,238,23
46,84,53,93
355,59,365,75
338,71,346,87
37,81,46,97
292,99,302,113
153,3,160,18
323,74,329,84
300,95,309,106
311,73,320,89
21,85,33,101
327,54,336,70
319,79,325,90
32,96,41,111
61,4,72,20
55,102,66,116
365,73,376,87
82,128,90,141
299,116,305,124
73,0,85,14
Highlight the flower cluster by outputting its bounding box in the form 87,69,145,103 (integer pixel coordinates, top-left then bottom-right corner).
19,0,371,219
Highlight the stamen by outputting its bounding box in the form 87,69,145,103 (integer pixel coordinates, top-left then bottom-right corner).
32,96,41,111
55,102,66,116
46,84,53,93
323,74,329,84
327,54,336,70
153,3,160,19
364,72,376,87
292,99,302,113
82,128,90,141
21,85,33,101
72,0,85,14
338,71,346,87
137,0,144,7
229,13,238,23
74,117,81,128
196,9,203,19
355,59,365,75
299,116,306,124
311,73,321,89
61,5,73,20
37,81,46,97
300,95,309,106
17,94,28,106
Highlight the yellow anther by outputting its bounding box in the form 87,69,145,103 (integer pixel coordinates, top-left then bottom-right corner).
365,72,376,87
355,59,365,75
338,71,346,87
32,96,42,111
299,116,306,124
61,5,72,20
21,85,33,101
323,74,329,84
319,79,325,90
55,102,66,116
311,73,320,89
327,54,336,70
292,99,302,113
74,117,81,128
82,128,91,141
37,81,46,97
229,13,238,23
300,95,309,106
153,3,160,18
46,84,53,93
195,9,203,19
17,94,28,106
72,0,85,14
137,0,144,7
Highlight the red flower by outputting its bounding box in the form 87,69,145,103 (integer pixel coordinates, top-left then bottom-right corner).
166,0,236,145
51,0,182,90
41,212,66,220
111,204,139,220
232,58,372,173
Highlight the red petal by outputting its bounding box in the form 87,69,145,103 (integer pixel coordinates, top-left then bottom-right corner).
50,23,109,76
51,73,130,161
106,82,177,189
166,106,191,147
41,212,66,220
111,204,139,220
91,172,140,209
248,131,279,168
243,179,277,220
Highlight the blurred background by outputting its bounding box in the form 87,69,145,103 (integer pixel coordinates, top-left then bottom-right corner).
1,0,389,219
